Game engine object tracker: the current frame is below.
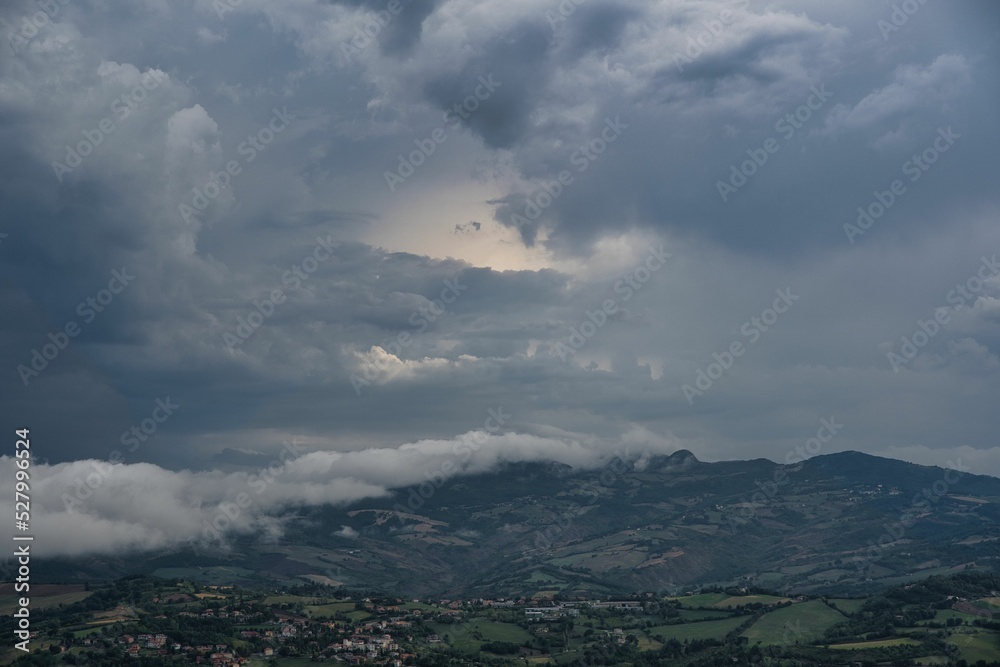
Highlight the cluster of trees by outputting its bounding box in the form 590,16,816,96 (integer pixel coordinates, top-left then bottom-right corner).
478,641,519,654
824,572,1000,643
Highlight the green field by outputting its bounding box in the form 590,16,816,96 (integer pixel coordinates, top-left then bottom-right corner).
72,625,112,638
829,637,922,649
948,631,1000,664
742,600,844,646
0,590,92,614
471,620,534,643
304,601,357,617
427,619,533,652
916,608,988,626
669,593,730,608
526,570,566,584
826,598,867,615
677,609,732,621
553,649,586,665
648,616,746,642
345,610,371,622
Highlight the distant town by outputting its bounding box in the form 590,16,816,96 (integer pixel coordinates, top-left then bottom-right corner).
2,572,999,666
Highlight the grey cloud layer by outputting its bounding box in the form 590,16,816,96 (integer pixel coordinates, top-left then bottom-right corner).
1,0,999,559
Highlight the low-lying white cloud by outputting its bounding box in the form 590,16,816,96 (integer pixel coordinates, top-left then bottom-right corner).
0,429,679,558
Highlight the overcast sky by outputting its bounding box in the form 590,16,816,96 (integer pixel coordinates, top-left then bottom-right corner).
2,0,999,556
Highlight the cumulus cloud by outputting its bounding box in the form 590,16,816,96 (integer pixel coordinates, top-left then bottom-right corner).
334,525,360,539
824,54,972,135
166,104,222,167
348,345,478,386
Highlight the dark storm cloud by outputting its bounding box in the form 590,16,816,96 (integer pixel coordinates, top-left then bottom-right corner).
421,20,554,149
560,2,641,59
319,0,443,56
372,0,441,55
1,0,999,558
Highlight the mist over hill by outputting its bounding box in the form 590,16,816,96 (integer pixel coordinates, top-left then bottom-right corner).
23,450,1000,599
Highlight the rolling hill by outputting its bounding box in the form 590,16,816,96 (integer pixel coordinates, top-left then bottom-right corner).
25,450,1000,598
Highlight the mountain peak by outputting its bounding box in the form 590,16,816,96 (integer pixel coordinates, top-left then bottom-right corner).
656,449,700,470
